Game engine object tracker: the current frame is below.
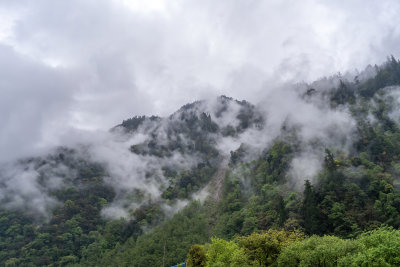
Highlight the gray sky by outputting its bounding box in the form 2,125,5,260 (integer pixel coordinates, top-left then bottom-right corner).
1,0,400,162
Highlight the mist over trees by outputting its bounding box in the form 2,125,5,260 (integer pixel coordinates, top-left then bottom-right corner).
2,58,400,266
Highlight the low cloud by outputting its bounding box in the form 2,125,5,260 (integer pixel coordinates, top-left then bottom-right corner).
0,159,71,218
2,0,400,164
1,0,400,220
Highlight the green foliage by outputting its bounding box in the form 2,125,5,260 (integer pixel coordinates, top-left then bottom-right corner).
192,228,400,267
120,115,160,132
162,164,217,200
79,201,209,267
277,227,400,267
236,229,305,266
339,227,400,266
331,80,355,105
255,141,292,185
360,56,400,97
187,245,206,267
204,238,250,267
278,235,362,267
301,180,319,235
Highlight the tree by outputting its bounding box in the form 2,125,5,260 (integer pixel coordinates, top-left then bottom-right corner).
187,245,206,267
278,235,361,267
237,229,304,266
301,180,320,234
339,227,400,266
204,238,250,267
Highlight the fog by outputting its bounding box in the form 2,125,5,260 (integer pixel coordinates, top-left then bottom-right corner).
1,0,400,219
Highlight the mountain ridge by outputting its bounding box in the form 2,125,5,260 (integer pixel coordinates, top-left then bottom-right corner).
2,58,400,266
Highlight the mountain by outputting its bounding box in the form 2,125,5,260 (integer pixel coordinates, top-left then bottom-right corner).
2,58,400,266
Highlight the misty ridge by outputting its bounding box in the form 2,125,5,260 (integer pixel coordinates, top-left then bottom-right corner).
3,57,400,266
1,57,399,225
2,0,400,265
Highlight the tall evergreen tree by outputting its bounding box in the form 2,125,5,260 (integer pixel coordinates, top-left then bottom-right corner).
301,180,320,234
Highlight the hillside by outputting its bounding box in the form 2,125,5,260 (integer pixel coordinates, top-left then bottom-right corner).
2,58,400,266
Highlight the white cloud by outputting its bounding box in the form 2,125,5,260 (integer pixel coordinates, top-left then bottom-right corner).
1,0,400,162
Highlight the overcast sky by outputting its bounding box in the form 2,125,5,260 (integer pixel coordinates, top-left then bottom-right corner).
1,0,400,162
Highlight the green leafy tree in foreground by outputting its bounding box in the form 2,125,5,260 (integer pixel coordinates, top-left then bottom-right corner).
236,229,305,266
277,235,361,267
204,238,250,267
277,227,400,267
189,227,400,267
187,245,206,267
338,227,400,266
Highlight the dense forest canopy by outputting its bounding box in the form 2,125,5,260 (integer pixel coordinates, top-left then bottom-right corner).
2,58,400,266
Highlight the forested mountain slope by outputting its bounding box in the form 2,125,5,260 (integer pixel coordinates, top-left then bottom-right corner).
2,58,400,266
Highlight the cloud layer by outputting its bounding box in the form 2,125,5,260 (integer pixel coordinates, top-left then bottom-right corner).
1,0,400,161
